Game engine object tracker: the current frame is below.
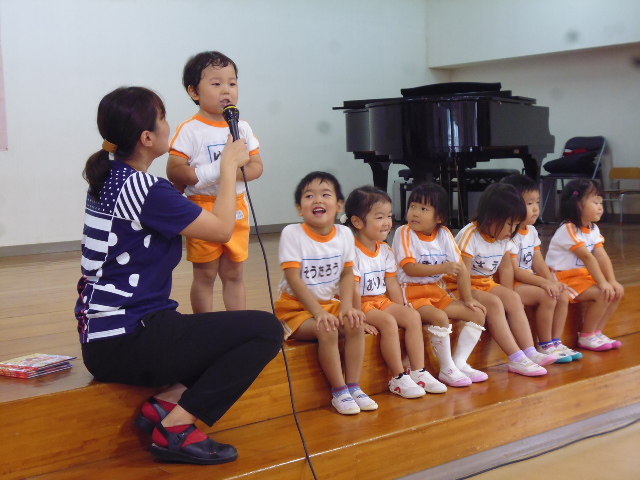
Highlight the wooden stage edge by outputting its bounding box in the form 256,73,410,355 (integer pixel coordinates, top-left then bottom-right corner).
0,224,639,479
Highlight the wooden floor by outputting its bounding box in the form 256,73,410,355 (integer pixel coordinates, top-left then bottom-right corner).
0,222,639,479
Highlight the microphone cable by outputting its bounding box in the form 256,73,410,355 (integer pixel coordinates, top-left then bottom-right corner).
241,167,320,480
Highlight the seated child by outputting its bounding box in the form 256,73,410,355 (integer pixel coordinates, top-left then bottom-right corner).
344,185,433,398
275,172,377,415
453,183,558,376
501,174,581,362
393,183,488,387
546,179,624,351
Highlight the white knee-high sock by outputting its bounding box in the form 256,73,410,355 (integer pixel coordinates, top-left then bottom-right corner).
452,321,485,368
428,324,454,370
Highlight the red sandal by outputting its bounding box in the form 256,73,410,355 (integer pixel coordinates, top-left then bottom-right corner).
135,397,175,435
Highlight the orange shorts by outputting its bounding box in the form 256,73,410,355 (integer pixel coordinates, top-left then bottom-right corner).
186,193,250,263
446,275,499,297
553,267,596,303
402,283,455,310
275,292,342,340
361,295,394,314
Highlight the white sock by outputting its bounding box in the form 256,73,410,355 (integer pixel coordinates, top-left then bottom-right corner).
428,324,455,370
452,322,485,368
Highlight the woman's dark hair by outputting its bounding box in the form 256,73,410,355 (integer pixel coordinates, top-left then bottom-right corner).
182,51,238,105
83,87,165,200
474,183,527,239
500,173,539,196
559,178,604,227
294,171,344,205
407,182,449,227
344,185,392,228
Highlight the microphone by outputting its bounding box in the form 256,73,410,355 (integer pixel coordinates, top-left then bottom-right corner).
222,105,240,141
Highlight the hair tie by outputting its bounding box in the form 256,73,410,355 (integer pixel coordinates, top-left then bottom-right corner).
102,139,117,160
572,191,579,196
102,139,117,153
339,213,348,225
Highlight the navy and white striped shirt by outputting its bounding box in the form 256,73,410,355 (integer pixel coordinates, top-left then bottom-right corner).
75,161,201,343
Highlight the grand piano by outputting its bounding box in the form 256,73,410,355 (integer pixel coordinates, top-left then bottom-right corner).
335,82,555,224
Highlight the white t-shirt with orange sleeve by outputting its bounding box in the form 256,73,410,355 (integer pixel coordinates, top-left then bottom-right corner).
278,223,355,302
169,114,260,197
455,222,513,279
545,222,605,272
510,225,542,273
353,239,397,297
393,224,461,285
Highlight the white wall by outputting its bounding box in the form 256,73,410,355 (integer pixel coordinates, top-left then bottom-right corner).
0,0,433,249
426,0,640,68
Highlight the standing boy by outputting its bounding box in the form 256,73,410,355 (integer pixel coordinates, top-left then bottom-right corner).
167,51,263,312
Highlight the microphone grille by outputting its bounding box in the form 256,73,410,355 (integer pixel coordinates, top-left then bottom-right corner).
222,105,239,121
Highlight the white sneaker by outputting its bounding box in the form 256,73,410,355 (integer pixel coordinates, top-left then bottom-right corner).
597,332,622,348
350,388,379,410
331,391,360,415
408,367,447,394
527,350,558,367
508,358,547,377
577,334,612,352
457,363,488,383
439,366,472,387
389,373,426,399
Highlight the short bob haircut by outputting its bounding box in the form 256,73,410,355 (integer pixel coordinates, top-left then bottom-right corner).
344,185,392,229
500,173,539,196
559,178,604,227
182,51,238,105
407,182,449,226
294,171,344,205
474,183,527,239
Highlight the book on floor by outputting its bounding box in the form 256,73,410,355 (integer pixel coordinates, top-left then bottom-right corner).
0,353,76,379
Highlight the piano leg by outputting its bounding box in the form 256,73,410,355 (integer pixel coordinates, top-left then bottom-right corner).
367,161,391,191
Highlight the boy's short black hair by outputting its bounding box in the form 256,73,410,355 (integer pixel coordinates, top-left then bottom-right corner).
474,183,527,238
559,178,604,227
294,171,344,205
407,182,449,226
182,51,238,105
501,173,539,196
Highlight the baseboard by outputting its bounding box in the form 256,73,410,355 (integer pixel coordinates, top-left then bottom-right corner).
401,402,640,480
0,224,287,257
0,240,82,257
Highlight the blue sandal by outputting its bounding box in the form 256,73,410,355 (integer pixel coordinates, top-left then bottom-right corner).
150,424,238,465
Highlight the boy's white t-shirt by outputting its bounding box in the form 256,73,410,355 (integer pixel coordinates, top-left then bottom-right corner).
353,239,397,297
455,222,513,278
545,222,604,271
278,223,355,301
510,225,542,273
169,114,260,197
392,224,461,285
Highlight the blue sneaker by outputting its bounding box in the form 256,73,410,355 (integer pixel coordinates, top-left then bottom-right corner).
553,341,583,360
537,343,572,363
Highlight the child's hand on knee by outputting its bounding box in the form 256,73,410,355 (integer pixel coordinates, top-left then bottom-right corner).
314,311,340,332
341,307,366,329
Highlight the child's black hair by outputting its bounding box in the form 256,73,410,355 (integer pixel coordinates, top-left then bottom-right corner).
474,183,527,239
344,185,392,229
500,173,539,196
407,182,449,226
182,51,238,105
559,178,604,227
294,171,344,205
